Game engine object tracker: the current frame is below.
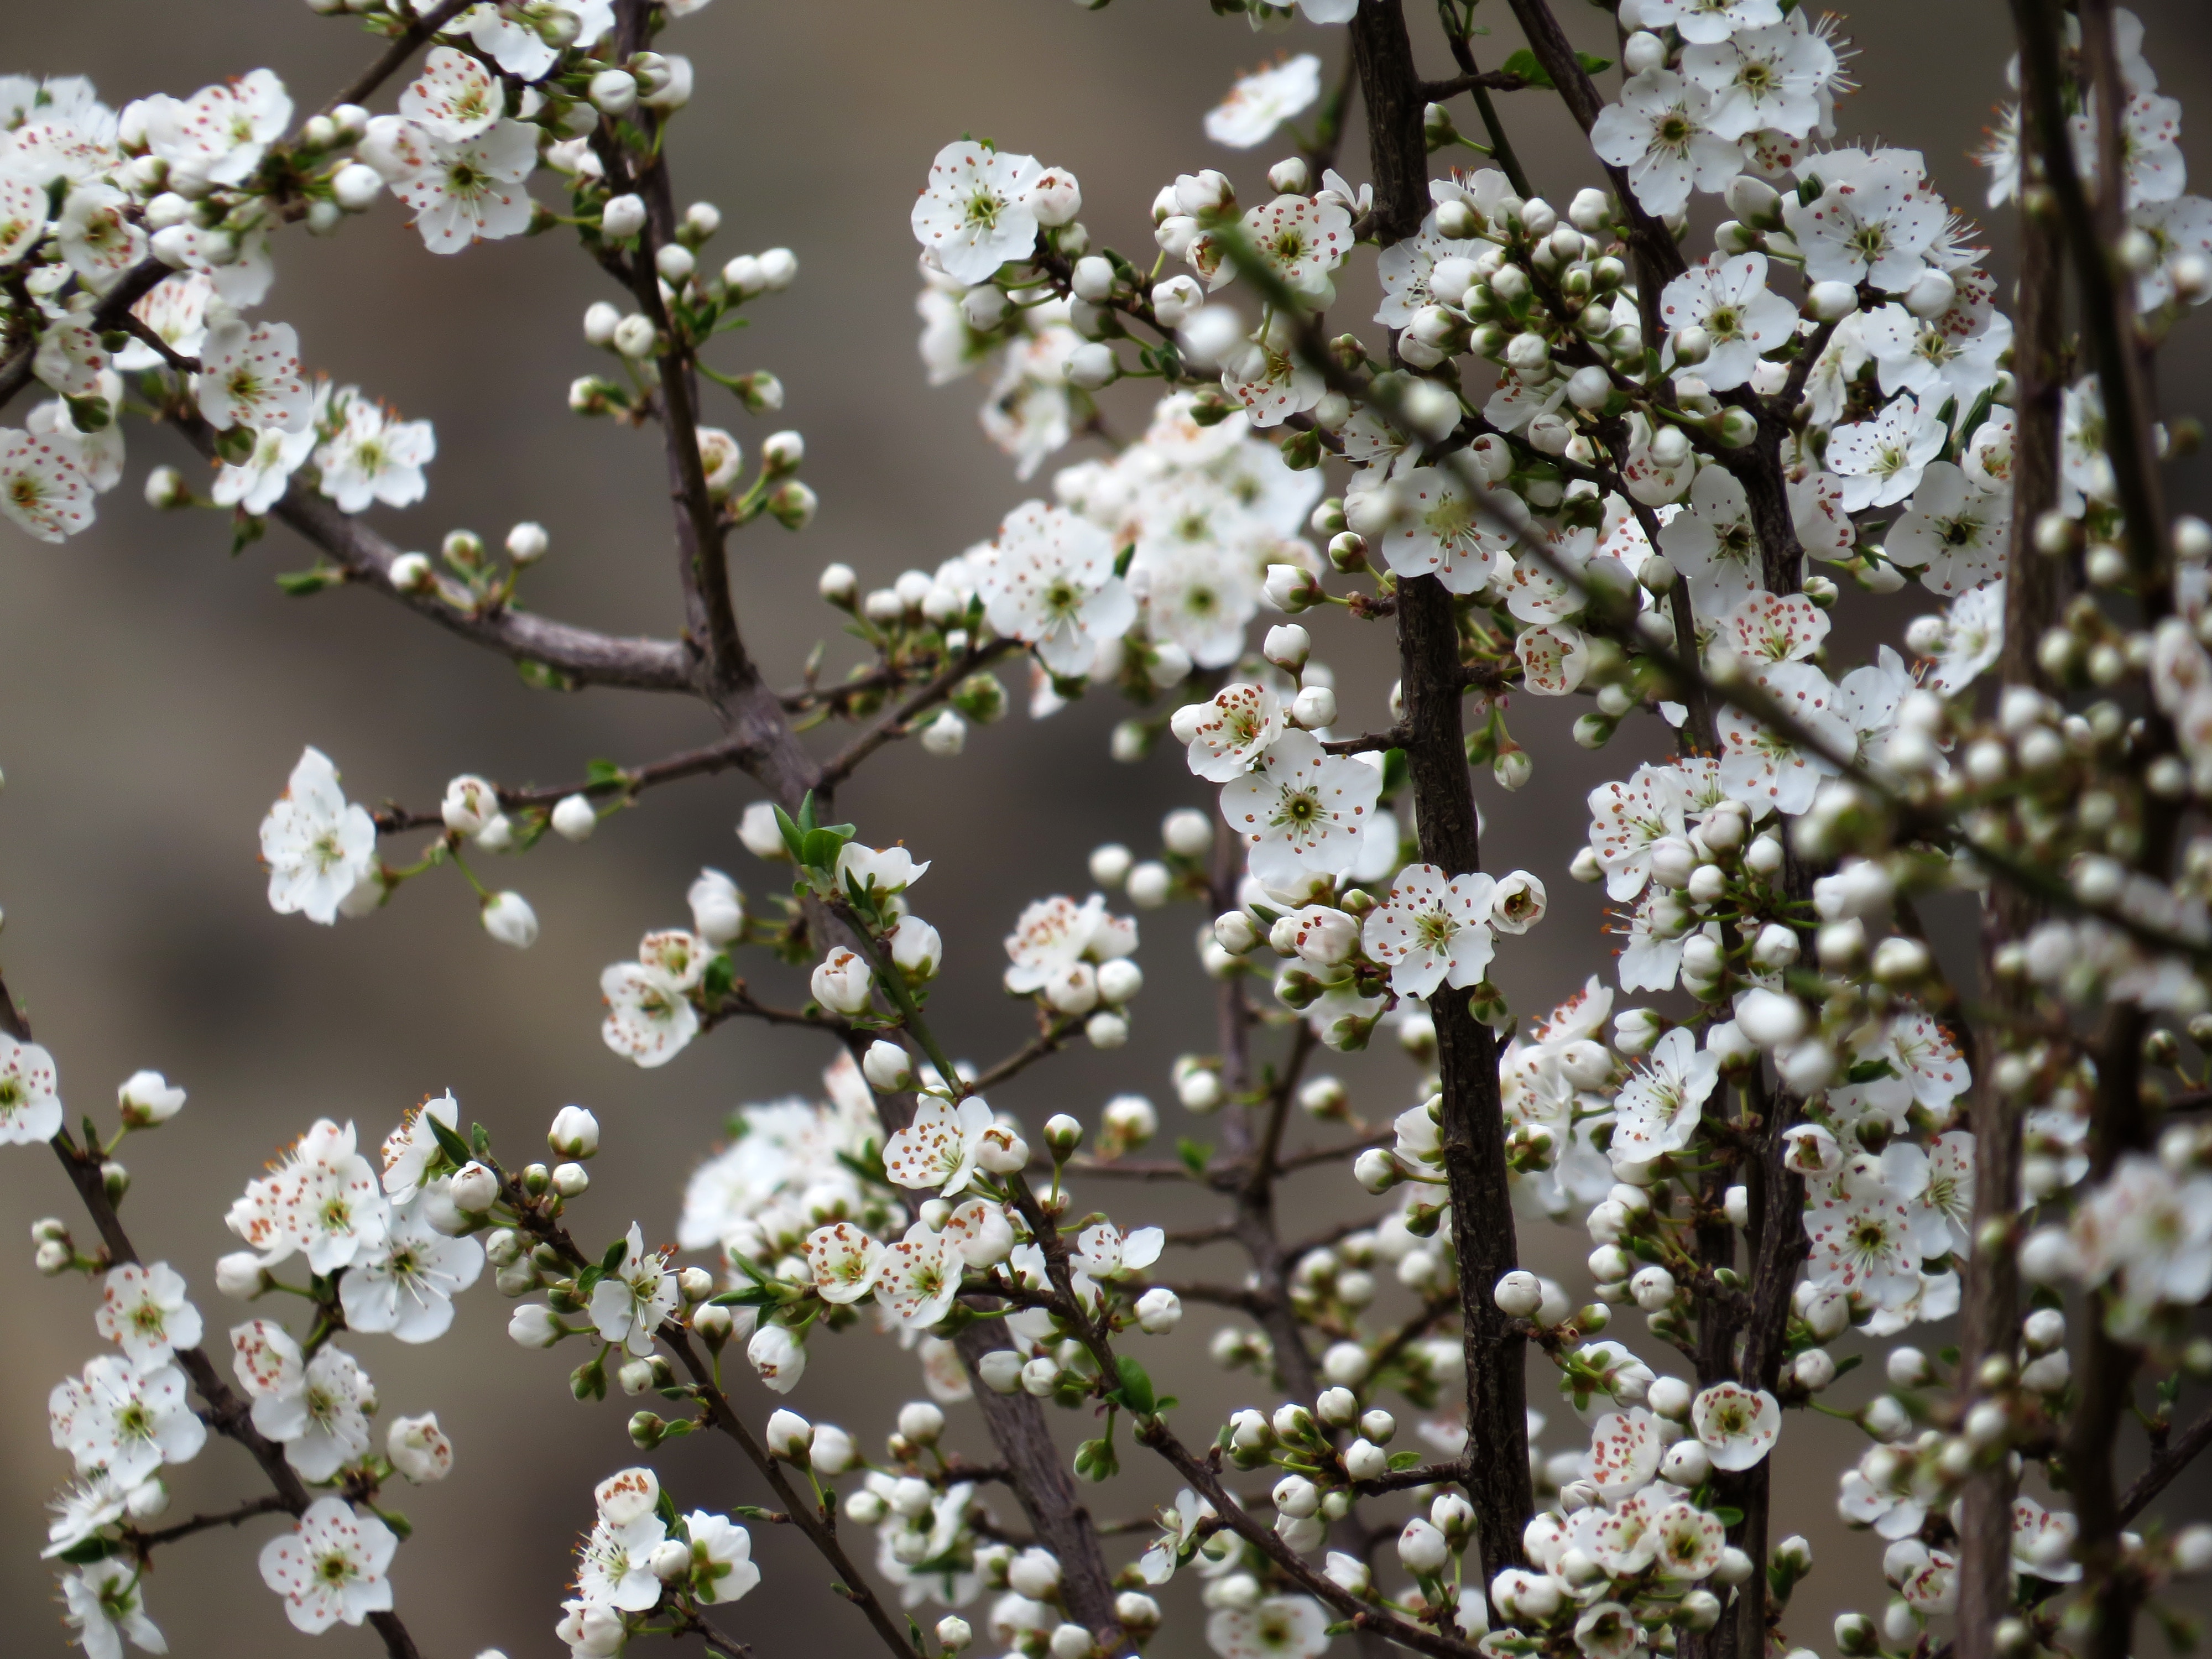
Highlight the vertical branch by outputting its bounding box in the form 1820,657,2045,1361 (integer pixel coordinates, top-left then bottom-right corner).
1957,123,2068,1659
1400,573,1531,1580
1353,0,1530,1584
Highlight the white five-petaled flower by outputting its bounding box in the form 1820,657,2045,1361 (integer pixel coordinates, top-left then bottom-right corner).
1219,730,1383,891
601,961,700,1068
315,392,436,513
1071,1221,1166,1279
1691,1383,1780,1470
1608,1027,1721,1164
1783,148,1945,293
1804,1181,1923,1310
1205,55,1322,150
1658,254,1798,392
874,1223,963,1328
1886,460,2013,596
49,1356,207,1486
0,1029,62,1144
1378,465,1516,594
884,1094,996,1196
1184,683,1287,780
259,747,378,926
1723,591,1829,663
251,1341,375,1481
1238,193,1353,296
1361,863,1499,998
1590,70,1741,217
95,1263,202,1368
388,117,539,253
589,1223,679,1358
338,1196,485,1342
1585,764,1688,901
192,320,312,434
1656,464,1761,618
259,1498,397,1634
973,499,1134,677
1651,1502,1728,1580
1826,392,1946,512
211,421,319,517
1679,17,1835,140
54,183,144,290
1140,1488,1218,1583
453,0,614,79
912,140,1053,285
1716,662,1850,817
60,1557,165,1659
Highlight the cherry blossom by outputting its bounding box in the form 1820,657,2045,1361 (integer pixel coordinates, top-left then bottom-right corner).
1239,194,1352,297
685,1510,762,1604
399,46,503,141
338,1197,484,1342
912,141,1049,285
874,1224,963,1328
1586,1407,1662,1499
1783,148,1945,291
589,1223,678,1357
95,1264,201,1369
973,500,1133,677
1378,465,1516,594
1691,1382,1778,1470
0,1030,62,1144
1219,730,1382,891
1608,1027,1720,1164
259,1498,397,1634
1205,55,1321,150
1182,683,1286,781
316,392,436,513
1656,465,1761,618
1681,19,1834,140
0,425,95,543
1804,1182,1922,1310
1070,1221,1165,1279
259,1344,375,1480
1724,591,1829,664
0,173,45,265
49,1357,206,1486
1591,70,1740,217
1361,863,1498,998
192,320,312,434
53,182,143,288
1658,255,1798,390
1886,461,2012,596
389,119,539,253
60,1558,164,1659
600,962,700,1067
1586,765,1689,901
884,1094,995,1196
806,1220,886,1303
1206,1595,1331,1659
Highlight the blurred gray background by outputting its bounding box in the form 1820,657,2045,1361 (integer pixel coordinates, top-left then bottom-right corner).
3,2,2211,1656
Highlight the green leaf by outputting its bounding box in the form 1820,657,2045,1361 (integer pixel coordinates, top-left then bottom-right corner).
772,802,809,864
427,1114,474,1170
1176,1138,1213,1178
1114,541,1135,578
1577,51,1614,74
1710,1505,1745,1527
275,565,345,596
515,658,581,692
55,1535,120,1564
602,1236,630,1273
471,1123,492,1158
1386,1450,1423,1470
585,758,628,790
1499,49,1551,87
1116,1354,1157,1417
734,1505,778,1521
702,953,735,1000
379,1509,414,1541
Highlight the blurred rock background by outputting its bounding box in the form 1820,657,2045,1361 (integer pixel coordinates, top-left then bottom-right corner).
2,2,2209,1655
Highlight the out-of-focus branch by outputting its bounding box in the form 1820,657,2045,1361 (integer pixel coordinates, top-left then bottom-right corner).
817,637,1022,789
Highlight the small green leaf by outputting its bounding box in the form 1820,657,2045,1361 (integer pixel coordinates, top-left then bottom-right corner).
702,953,735,1000
515,659,581,692
1710,1505,1745,1527
1176,1138,1213,1178
379,1509,414,1541
275,566,348,598
1499,49,1552,87
773,803,808,864
602,1237,630,1273
428,1115,475,1170
1116,1354,1157,1416
585,758,628,789
1114,541,1135,578
1386,1450,1423,1471
1577,51,1614,74
55,1535,119,1564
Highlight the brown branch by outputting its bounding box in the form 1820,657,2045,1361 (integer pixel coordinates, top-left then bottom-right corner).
2119,1400,2212,1525
1418,71,1529,100
1321,726,1408,756
372,733,754,832
817,637,1023,790
969,1015,1083,1094
130,1493,294,1553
